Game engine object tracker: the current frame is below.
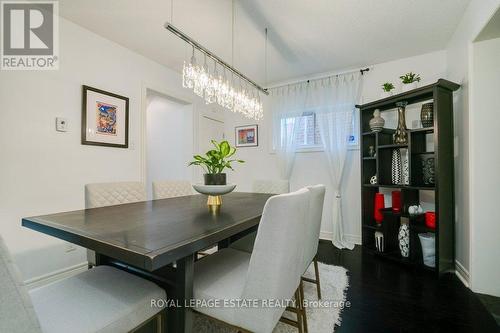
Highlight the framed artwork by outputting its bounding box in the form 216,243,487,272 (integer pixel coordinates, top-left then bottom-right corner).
235,124,258,147
81,85,129,148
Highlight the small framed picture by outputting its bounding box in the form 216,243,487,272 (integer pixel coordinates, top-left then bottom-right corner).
235,124,258,147
81,85,129,148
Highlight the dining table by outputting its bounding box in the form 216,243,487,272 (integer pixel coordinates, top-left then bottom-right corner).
22,192,273,333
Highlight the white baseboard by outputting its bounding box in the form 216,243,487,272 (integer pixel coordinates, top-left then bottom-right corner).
319,231,361,245
455,260,470,288
25,262,88,290
319,231,333,240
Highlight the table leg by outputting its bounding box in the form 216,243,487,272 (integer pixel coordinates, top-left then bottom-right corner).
166,254,195,333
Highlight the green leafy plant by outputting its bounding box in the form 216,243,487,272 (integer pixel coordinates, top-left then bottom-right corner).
382,82,395,92
188,140,244,174
400,72,421,84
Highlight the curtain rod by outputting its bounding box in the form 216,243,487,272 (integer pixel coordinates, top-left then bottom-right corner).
164,22,269,95
267,67,371,90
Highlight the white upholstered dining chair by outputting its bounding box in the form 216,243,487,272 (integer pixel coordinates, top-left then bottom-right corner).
229,179,290,253
301,185,326,300
0,236,165,333
152,180,192,200
85,182,147,266
193,188,311,333
231,184,326,302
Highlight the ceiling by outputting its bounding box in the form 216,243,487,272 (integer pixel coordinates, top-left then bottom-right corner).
59,0,470,86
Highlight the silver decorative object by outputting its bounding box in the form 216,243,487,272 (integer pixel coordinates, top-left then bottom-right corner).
421,154,435,185
398,218,410,258
375,231,384,252
369,109,385,132
393,102,408,144
370,175,377,185
368,146,376,157
420,102,434,128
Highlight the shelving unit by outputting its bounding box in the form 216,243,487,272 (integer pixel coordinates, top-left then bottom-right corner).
356,79,460,275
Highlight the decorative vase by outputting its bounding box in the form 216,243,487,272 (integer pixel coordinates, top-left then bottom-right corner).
375,231,384,252
374,193,385,224
203,173,227,185
420,102,434,128
418,233,436,267
398,219,410,258
402,82,418,93
391,149,402,185
368,146,376,157
402,148,409,185
391,191,401,213
421,154,435,185
393,102,408,144
425,212,436,229
369,109,385,132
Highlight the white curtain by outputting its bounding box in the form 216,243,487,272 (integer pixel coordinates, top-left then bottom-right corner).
270,84,308,179
270,73,362,249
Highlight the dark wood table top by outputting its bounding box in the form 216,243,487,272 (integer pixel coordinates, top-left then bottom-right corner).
22,192,272,271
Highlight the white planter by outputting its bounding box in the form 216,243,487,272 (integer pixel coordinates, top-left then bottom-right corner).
418,233,436,267
401,82,418,93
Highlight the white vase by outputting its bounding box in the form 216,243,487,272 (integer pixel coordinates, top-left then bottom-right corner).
401,82,418,93
398,220,410,258
418,233,435,267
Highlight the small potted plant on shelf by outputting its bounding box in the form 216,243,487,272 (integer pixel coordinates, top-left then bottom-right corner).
381,82,395,98
400,72,421,92
188,140,244,185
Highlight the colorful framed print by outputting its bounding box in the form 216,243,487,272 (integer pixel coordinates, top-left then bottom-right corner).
235,125,258,147
82,85,129,148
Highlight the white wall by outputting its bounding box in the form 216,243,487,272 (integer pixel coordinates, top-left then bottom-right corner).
146,94,193,198
446,0,500,288
0,17,208,281
470,38,500,296
224,50,447,243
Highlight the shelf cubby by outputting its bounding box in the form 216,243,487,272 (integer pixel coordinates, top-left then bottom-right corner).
357,79,460,275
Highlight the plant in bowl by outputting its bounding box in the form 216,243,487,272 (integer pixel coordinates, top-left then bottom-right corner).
189,140,244,185
400,72,421,92
381,82,395,98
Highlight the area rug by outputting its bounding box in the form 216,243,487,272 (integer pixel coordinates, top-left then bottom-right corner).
194,262,349,332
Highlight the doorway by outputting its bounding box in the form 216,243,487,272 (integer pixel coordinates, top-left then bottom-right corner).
146,90,193,199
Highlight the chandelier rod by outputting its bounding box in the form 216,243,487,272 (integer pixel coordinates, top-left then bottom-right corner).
164,22,269,95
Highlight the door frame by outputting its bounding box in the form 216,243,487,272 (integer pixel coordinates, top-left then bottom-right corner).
140,83,198,189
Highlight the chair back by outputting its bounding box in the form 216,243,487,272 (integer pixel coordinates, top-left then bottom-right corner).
252,179,290,194
0,236,42,333
85,182,146,208
239,188,310,332
152,180,192,200
304,185,326,270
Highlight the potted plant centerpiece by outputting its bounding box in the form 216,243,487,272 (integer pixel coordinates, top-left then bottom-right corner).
189,140,244,185
400,72,421,92
381,82,395,98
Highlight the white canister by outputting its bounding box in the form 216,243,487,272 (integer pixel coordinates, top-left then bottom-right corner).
418,233,436,267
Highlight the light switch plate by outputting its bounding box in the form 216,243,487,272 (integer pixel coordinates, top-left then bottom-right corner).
56,117,68,132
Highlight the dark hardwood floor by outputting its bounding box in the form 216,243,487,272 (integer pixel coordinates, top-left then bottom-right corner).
317,241,499,333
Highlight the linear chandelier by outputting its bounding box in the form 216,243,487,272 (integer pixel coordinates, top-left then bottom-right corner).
165,23,267,120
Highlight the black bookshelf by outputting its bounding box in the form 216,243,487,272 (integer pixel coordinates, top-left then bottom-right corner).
356,79,460,275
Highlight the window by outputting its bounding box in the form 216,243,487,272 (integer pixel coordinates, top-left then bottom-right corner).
281,111,322,150
276,109,359,152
